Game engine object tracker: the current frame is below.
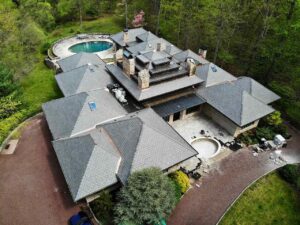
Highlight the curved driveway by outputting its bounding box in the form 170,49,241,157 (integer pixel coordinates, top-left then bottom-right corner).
168,127,300,225
0,115,82,225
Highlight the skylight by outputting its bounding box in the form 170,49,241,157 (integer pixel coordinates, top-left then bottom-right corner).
88,102,97,111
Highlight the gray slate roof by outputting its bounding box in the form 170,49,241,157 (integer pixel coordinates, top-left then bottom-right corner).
173,50,210,65
57,53,103,72
52,129,120,201
197,81,275,126
53,108,197,201
42,89,127,140
234,77,280,104
196,63,237,87
100,108,197,183
127,37,181,56
106,64,203,101
110,28,147,47
55,64,113,97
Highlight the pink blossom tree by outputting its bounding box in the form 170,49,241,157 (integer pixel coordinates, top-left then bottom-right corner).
132,10,145,28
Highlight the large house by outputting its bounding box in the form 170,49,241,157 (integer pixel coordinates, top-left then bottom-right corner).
43,28,280,202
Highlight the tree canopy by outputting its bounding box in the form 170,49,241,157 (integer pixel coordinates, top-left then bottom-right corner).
115,167,177,225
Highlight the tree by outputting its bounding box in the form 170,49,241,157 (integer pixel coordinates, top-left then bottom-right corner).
115,167,177,225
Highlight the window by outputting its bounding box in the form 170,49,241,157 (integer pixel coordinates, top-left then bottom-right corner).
88,102,97,111
186,106,199,114
173,112,180,121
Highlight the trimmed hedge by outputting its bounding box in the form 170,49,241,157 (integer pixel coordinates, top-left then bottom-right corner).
278,164,300,190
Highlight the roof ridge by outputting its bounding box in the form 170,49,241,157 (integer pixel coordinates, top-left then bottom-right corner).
69,92,90,136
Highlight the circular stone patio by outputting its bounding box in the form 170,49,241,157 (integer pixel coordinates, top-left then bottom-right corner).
51,34,115,60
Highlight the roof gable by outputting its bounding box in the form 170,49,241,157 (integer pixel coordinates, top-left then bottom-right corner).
241,91,274,125
55,64,113,97
53,131,120,201
197,82,275,126
102,117,143,184
196,63,236,87
235,77,280,104
57,53,103,72
42,89,127,140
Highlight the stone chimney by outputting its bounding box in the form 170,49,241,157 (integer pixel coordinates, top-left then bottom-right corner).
123,28,129,44
187,58,196,76
138,69,150,89
156,42,166,52
198,48,207,59
123,57,135,77
115,49,123,62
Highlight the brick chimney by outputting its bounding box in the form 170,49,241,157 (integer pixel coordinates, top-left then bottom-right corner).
123,28,129,44
198,48,207,59
187,58,196,76
138,69,150,89
156,42,166,51
123,57,135,77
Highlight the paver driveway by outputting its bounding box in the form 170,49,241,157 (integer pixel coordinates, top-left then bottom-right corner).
168,127,300,225
0,115,82,225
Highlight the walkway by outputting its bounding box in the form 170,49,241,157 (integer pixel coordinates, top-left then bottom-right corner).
168,127,300,225
0,115,82,225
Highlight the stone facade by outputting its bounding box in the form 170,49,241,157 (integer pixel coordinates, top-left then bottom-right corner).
157,42,166,52
203,104,259,137
187,59,196,76
138,69,150,89
122,57,135,77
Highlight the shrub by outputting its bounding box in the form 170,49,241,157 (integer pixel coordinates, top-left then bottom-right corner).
264,111,283,127
237,131,258,145
278,164,300,186
169,171,190,194
0,63,17,97
255,127,276,140
171,180,182,202
40,41,52,55
0,94,22,119
90,191,114,225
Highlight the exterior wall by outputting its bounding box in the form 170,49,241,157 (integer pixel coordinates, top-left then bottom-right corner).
165,156,198,174
168,106,202,124
234,120,259,136
203,104,259,137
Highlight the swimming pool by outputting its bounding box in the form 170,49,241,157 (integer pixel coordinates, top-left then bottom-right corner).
69,41,113,53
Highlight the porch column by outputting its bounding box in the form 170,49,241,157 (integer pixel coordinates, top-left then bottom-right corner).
168,114,174,124
180,110,186,120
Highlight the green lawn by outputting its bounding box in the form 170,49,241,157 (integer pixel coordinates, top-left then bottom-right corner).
0,15,123,145
220,172,300,225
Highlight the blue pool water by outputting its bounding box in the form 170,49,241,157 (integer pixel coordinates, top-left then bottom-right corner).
69,41,113,53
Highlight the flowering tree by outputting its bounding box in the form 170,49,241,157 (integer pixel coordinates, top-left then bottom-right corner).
132,10,145,27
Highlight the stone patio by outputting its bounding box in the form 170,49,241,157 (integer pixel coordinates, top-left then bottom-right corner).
51,34,114,60
172,113,234,144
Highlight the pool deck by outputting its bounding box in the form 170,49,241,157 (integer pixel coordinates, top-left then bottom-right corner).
52,34,114,60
